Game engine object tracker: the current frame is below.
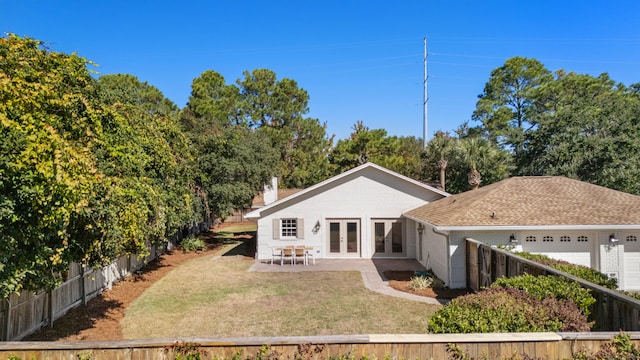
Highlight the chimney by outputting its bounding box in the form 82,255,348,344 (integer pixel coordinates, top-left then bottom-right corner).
263,177,278,205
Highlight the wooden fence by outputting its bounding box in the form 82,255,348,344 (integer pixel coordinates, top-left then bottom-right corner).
0,219,215,341
466,238,640,331
1,333,640,359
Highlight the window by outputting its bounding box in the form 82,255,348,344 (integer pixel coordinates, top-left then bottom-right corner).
627,235,638,242
543,236,554,242
577,236,588,242
560,236,571,242
281,218,297,238
525,236,536,242
273,218,303,239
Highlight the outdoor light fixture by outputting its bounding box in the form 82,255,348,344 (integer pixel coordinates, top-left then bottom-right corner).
312,220,321,234
417,224,425,235
509,233,518,243
609,234,619,244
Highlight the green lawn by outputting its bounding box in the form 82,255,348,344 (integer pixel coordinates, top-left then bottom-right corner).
122,254,440,339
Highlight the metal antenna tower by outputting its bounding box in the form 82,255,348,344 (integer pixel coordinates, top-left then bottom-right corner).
423,35,429,148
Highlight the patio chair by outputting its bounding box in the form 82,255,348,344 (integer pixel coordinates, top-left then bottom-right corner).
270,247,282,265
282,247,295,266
294,246,307,265
304,246,316,265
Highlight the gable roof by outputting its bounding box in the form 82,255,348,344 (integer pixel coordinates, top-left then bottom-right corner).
404,176,640,229
245,162,449,219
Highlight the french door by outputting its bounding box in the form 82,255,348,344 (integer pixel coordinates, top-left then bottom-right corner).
327,219,360,257
372,219,404,257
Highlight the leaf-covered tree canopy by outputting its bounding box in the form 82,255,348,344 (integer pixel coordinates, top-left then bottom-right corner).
329,121,425,178
0,35,206,297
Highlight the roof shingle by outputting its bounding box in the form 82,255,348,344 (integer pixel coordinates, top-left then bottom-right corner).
405,176,640,227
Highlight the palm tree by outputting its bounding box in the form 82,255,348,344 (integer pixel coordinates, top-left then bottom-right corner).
426,132,456,191
459,137,492,190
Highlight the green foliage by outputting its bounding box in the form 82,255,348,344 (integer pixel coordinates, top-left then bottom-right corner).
408,276,433,291
515,251,618,289
428,287,590,333
0,34,206,297
329,121,425,178
491,274,596,316
181,236,207,252
183,68,334,190
472,56,553,159
408,270,445,291
422,131,511,194
523,72,640,195
0,34,100,295
164,341,205,360
472,56,640,196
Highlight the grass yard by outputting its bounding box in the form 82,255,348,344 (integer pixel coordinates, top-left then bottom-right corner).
121,254,440,339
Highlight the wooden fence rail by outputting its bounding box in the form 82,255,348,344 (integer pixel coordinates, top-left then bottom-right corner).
1,333,640,359
0,219,214,341
466,238,640,331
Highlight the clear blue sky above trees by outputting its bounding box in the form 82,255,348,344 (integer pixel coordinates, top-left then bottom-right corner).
3,0,638,141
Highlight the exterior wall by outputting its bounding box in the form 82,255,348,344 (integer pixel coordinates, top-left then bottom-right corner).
445,229,639,291
255,168,441,260
413,221,450,287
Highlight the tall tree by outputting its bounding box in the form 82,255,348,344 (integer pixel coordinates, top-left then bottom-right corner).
182,71,280,217
329,121,424,178
184,69,334,189
424,131,457,191
0,35,100,295
523,72,640,194
423,130,511,194
236,69,333,187
473,57,553,168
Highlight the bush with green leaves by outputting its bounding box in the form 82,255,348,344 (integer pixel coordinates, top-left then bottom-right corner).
428,287,591,333
515,251,617,289
491,274,596,316
180,236,207,252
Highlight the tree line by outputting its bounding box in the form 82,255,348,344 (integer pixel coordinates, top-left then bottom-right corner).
1,35,638,296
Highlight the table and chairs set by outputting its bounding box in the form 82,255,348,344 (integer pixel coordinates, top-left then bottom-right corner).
271,245,316,266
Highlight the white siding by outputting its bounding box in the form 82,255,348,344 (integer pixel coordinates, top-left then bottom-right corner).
255,167,441,260
415,222,450,287
622,232,640,290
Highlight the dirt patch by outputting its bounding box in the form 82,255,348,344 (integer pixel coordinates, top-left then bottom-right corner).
24,222,255,342
384,271,471,300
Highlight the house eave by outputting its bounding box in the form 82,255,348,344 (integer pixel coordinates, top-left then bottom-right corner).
246,162,450,220
432,224,640,231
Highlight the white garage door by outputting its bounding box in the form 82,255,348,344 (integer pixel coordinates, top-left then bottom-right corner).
521,232,593,268
623,234,640,290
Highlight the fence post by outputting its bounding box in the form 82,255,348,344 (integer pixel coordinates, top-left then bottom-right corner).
48,290,54,328
2,298,10,341
81,266,87,306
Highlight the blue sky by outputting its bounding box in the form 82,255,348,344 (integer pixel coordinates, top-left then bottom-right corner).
2,1,639,141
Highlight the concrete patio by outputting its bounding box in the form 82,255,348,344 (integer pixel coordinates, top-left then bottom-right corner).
249,258,444,305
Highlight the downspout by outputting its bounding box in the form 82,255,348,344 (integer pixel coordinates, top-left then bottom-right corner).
432,227,451,288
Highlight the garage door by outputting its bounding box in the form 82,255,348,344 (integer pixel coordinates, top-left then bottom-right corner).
521,232,593,268
623,233,640,290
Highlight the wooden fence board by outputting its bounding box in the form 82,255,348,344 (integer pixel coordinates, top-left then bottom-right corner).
465,238,640,331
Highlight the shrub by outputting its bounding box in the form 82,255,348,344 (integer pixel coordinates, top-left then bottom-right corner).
408,276,432,290
428,287,591,333
492,274,596,316
181,236,207,252
515,251,617,289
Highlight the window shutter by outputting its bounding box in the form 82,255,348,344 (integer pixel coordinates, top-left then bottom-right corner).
272,218,280,239
297,218,304,239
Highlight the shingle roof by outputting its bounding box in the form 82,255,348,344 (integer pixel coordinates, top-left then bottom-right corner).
251,188,303,207
404,176,640,227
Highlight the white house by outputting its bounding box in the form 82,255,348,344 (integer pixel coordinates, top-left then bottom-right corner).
405,176,640,291
245,162,449,261
247,164,640,292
